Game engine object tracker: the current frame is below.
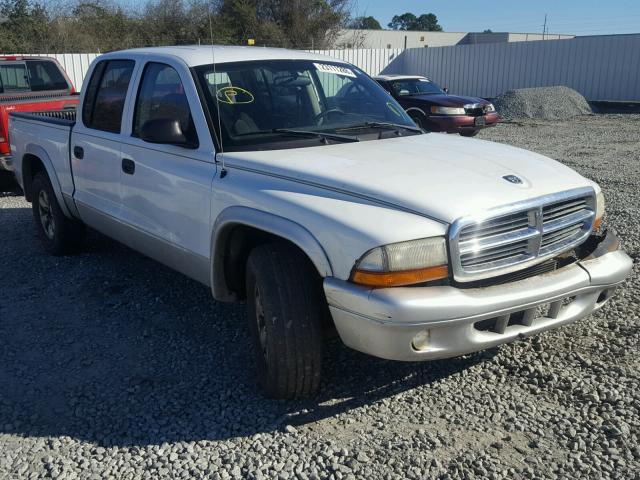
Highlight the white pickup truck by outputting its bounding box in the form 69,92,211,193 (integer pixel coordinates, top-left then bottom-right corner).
9,46,632,398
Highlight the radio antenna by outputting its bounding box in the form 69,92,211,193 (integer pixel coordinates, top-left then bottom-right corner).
208,4,227,178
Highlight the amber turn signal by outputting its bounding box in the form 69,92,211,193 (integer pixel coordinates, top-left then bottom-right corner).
351,265,449,288
593,216,603,231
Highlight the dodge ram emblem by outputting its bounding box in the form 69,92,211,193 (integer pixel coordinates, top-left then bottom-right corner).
503,175,523,184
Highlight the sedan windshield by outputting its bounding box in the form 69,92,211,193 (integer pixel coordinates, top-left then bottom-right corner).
195,59,419,151
390,78,445,97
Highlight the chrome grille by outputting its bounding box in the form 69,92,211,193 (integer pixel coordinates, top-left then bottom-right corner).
450,188,595,282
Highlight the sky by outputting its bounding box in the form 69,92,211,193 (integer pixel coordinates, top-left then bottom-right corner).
356,0,640,35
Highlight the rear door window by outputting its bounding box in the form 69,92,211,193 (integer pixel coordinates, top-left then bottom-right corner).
82,59,135,134
0,63,30,92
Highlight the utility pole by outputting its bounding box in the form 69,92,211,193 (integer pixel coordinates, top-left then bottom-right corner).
542,14,548,40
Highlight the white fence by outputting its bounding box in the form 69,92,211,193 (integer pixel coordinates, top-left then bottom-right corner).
380,35,640,101
307,48,403,76
5,39,640,101
2,49,402,91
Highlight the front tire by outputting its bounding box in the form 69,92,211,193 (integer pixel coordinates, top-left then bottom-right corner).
31,172,85,255
246,243,323,399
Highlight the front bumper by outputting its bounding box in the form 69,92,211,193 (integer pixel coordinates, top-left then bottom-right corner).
324,231,632,361
0,155,13,171
428,112,499,133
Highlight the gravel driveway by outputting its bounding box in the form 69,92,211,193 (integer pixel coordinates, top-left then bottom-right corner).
1,115,638,479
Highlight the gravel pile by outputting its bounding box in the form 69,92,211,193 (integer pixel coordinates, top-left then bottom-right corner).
1,115,639,479
494,86,593,120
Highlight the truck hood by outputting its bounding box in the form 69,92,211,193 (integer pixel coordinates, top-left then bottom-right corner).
223,133,596,224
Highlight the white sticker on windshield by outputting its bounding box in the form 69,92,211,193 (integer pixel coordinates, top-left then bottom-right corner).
313,63,356,78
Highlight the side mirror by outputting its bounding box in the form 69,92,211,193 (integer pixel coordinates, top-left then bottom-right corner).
399,89,410,96
443,87,449,94
139,118,188,146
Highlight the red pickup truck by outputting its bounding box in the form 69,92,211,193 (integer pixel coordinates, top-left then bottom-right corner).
0,56,79,171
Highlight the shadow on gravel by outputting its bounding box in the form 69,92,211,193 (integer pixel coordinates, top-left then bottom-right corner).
0,205,496,447
0,171,22,195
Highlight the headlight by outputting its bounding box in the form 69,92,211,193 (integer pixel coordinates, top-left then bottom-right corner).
594,190,605,230
485,103,496,112
350,237,449,288
430,106,466,115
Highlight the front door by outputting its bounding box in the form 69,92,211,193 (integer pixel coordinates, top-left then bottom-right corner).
118,61,217,284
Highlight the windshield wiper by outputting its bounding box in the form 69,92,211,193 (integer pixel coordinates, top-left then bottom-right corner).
235,128,359,143
272,128,360,143
337,122,423,134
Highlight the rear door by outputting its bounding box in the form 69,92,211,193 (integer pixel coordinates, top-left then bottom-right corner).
118,60,217,283
71,59,136,221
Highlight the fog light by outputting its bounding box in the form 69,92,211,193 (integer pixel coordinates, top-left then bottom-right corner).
412,330,431,351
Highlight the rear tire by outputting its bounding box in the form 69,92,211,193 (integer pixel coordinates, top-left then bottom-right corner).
31,172,85,255
460,129,480,137
246,243,323,399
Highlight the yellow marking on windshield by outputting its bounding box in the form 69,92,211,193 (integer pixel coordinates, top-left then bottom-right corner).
216,86,255,104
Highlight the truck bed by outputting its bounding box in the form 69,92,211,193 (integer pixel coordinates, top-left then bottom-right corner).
0,90,78,104
9,108,76,127
9,108,76,204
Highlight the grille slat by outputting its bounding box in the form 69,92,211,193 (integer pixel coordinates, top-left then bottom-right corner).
453,192,594,281
460,212,529,238
542,209,593,235
462,241,529,263
543,204,588,222
459,219,530,242
542,199,587,215
459,227,537,255
463,251,529,268
541,226,583,249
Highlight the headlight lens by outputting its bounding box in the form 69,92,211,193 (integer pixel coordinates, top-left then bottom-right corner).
351,237,449,287
430,106,466,115
594,190,605,230
485,103,496,112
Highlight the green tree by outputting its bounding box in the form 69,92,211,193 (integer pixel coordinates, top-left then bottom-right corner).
0,0,354,52
219,0,350,48
0,1,51,52
349,15,381,30
388,12,442,31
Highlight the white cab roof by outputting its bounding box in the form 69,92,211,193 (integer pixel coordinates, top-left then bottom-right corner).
100,45,343,67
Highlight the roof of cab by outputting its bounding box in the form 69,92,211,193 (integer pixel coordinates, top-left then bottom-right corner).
100,45,343,67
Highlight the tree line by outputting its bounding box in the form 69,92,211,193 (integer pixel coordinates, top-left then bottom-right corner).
0,0,352,52
349,12,442,32
0,0,443,53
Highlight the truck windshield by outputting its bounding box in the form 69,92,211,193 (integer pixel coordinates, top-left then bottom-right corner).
195,59,419,151
389,78,445,96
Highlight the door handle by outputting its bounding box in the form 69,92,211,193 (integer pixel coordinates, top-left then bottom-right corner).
73,146,84,159
122,158,135,175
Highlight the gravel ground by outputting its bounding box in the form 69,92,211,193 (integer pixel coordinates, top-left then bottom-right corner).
1,115,639,480
494,86,593,120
